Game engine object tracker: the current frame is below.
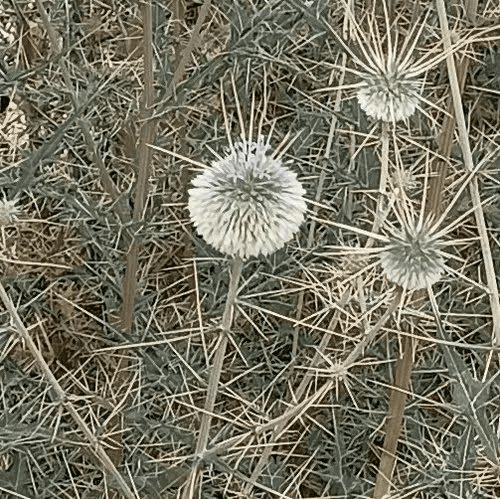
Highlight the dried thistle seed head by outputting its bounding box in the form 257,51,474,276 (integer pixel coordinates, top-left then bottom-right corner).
392,167,419,194
379,218,445,290
357,61,421,122
0,197,19,226
188,137,307,260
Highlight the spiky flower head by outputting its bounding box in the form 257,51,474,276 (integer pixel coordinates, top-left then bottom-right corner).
0,197,19,226
379,217,446,290
188,137,307,260
357,58,421,122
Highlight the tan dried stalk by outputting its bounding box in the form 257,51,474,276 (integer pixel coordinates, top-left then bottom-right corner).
436,0,500,345
372,1,488,496
106,1,157,478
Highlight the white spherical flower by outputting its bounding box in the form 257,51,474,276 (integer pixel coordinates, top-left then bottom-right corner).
357,62,421,123
188,137,307,260
379,218,446,290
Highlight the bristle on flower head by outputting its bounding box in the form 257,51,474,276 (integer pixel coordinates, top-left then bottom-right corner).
379,217,445,290
188,137,307,260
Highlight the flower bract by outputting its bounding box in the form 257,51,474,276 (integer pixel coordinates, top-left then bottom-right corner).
188,137,307,260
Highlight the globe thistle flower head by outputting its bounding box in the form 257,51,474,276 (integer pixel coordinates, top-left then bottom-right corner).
188,136,307,260
356,58,421,123
379,217,445,290
333,1,427,123
0,196,19,226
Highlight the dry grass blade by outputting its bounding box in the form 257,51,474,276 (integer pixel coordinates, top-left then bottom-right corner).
426,59,470,217
436,0,500,345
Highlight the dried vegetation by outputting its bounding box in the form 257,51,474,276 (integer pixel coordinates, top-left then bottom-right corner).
0,1,499,498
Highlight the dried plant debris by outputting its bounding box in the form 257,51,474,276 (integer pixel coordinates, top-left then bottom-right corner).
0,1,499,498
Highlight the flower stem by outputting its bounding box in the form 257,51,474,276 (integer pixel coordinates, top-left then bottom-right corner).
371,121,390,237
197,255,243,453
183,256,243,498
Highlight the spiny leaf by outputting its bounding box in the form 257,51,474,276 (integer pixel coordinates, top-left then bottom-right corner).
436,318,499,462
